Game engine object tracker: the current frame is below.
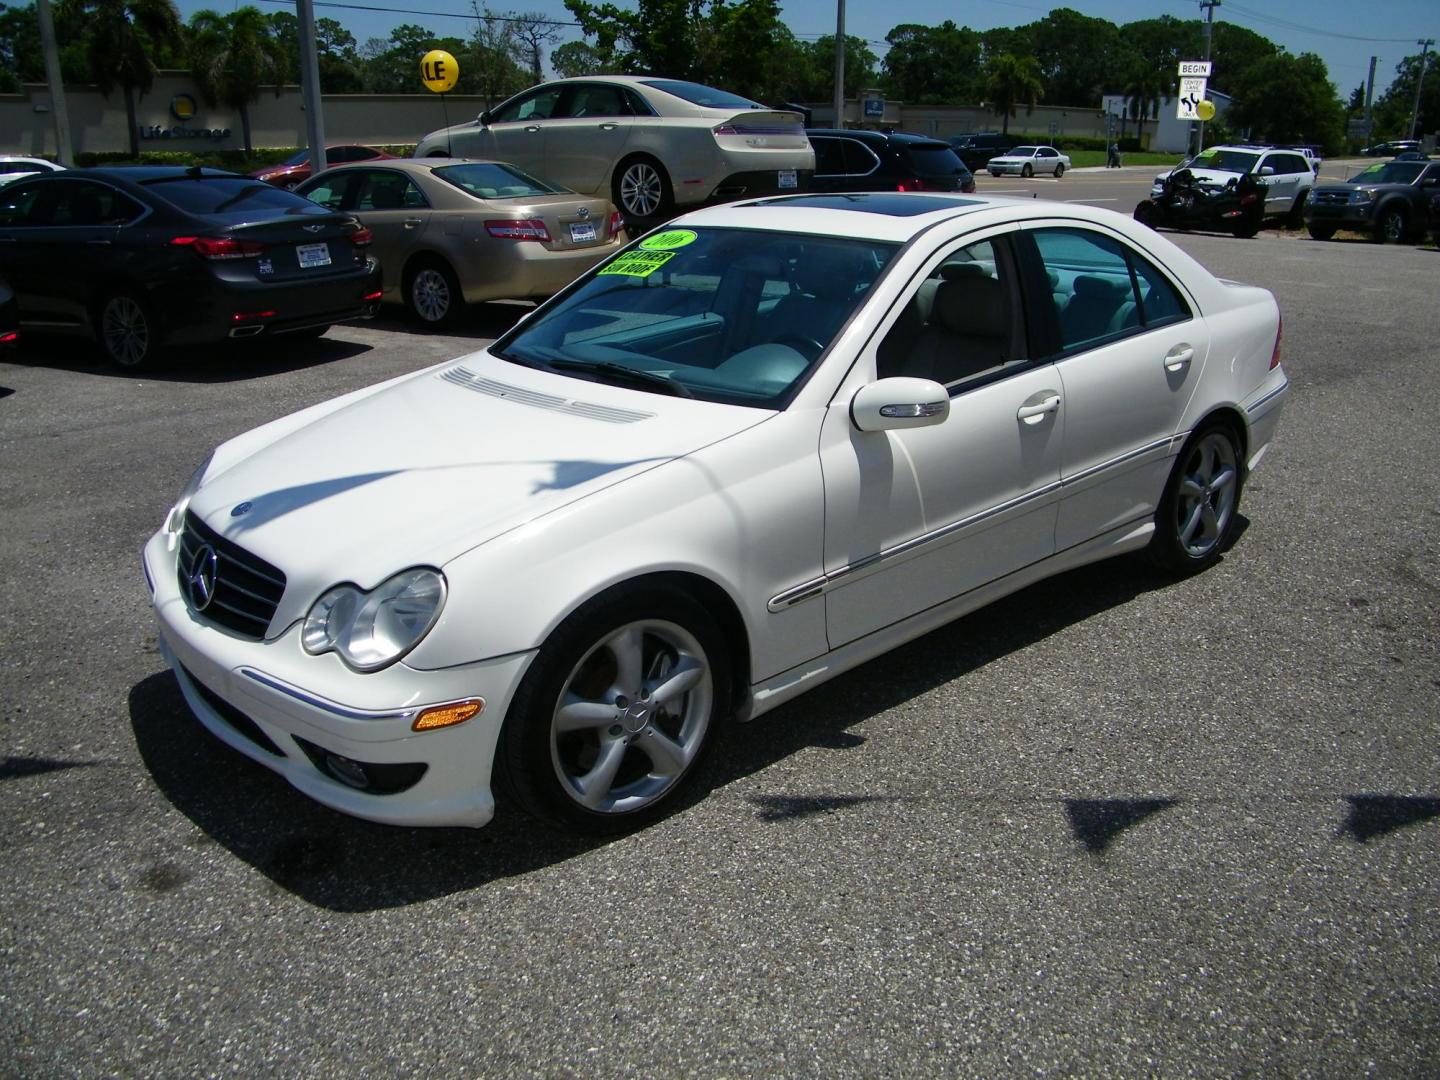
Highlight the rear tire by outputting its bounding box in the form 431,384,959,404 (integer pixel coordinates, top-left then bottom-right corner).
1053,163,1065,178
96,292,157,370
405,257,463,328
1307,224,1336,240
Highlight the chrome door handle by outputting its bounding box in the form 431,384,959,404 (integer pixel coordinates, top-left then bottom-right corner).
1164,344,1195,372
1017,394,1061,423
599,122,618,130
524,125,542,133
87,238,112,246
403,217,422,228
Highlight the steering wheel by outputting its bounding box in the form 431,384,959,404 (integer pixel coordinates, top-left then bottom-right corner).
770,333,826,360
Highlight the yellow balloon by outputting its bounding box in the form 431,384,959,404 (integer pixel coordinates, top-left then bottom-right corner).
420,50,459,93
1197,99,1216,122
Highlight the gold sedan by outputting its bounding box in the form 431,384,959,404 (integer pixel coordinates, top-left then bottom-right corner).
297,158,627,326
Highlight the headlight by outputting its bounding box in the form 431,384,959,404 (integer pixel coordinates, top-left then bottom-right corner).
1349,189,1374,204
302,568,447,672
164,451,214,534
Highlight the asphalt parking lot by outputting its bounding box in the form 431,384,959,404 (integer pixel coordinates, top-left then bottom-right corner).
2,194,1438,1076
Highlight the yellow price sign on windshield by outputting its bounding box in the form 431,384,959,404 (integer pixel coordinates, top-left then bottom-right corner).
420,50,459,93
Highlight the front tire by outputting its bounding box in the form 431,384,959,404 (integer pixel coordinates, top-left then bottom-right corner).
1021,163,1033,178
1147,422,1243,574
496,585,730,833
1373,205,1406,244
96,292,157,370
613,156,672,221
1307,223,1336,240
405,257,463,328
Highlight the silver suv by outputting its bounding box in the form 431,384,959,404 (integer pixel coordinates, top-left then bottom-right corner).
1153,145,1316,226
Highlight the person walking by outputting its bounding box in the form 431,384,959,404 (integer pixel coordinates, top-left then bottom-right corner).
1107,142,1122,168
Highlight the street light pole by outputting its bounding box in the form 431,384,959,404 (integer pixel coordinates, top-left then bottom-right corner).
296,0,327,175
832,0,845,129
1408,39,1434,142
35,0,73,166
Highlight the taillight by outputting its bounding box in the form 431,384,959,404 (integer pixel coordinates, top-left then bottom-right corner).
0,331,17,344
170,235,266,259
349,226,373,247
1270,314,1283,370
485,219,551,242
608,210,624,238
896,179,928,192
712,123,739,136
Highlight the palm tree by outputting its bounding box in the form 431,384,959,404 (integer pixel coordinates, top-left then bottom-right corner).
188,6,288,153
1123,64,1172,150
985,53,1043,135
77,0,184,156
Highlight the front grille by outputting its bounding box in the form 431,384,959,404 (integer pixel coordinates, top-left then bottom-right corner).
177,511,287,639
1311,191,1350,207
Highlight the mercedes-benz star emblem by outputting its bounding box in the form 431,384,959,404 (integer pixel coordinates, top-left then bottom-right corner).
304,224,324,233
187,544,219,611
577,206,591,219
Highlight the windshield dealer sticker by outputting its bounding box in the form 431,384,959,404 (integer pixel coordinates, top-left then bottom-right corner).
637,229,697,251
598,249,678,277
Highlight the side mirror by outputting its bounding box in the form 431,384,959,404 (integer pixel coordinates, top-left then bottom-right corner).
1258,165,1276,176
851,377,950,432
477,110,492,127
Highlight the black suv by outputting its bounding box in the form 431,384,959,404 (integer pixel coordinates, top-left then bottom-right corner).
806,129,976,194
947,132,1015,172
1305,157,1440,242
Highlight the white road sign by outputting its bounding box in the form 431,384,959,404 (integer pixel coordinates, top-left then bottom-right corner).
1179,61,1213,77
1176,76,1209,119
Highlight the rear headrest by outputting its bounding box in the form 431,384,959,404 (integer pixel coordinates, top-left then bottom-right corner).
793,245,871,302
931,276,1008,337
1073,274,1131,299
941,260,993,280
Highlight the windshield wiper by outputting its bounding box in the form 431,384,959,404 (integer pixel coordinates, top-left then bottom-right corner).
547,358,693,398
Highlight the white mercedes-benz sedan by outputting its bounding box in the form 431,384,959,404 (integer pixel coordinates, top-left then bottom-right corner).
143,192,1288,834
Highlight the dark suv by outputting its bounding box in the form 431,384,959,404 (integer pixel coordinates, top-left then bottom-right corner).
1305,158,1440,243
947,132,1015,172
806,129,975,194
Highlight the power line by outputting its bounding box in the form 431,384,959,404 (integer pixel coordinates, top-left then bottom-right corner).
1221,2,1421,45
252,0,583,29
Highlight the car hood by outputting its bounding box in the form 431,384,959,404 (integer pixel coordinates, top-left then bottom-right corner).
1313,181,1410,194
186,351,771,614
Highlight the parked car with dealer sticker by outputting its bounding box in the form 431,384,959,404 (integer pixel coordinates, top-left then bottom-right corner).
1305,157,1440,243
145,192,1287,835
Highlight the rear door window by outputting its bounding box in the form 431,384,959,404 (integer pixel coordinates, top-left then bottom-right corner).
144,177,327,220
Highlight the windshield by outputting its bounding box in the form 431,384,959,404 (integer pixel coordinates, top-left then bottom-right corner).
494,227,899,407
432,162,560,198
640,79,762,109
143,177,328,219
1010,146,1039,156
1188,149,1260,174
1350,162,1425,185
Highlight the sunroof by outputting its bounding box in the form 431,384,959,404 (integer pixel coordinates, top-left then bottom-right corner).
745,193,982,217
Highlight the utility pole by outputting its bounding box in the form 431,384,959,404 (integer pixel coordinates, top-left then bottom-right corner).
34,0,73,166
1409,39,1434,141
832,0,845,129
1364,55,1376,146
1196,0,1220,154
296,0,327,175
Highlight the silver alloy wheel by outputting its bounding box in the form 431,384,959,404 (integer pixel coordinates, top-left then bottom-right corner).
549,618,713,815
101,295,150,368
411,267,452,322
1054,163,1064,178
1380,209,1404,243
619,161,663,217
1175,431,1239,558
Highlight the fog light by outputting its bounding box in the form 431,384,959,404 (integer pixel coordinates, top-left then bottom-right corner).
413,698,484,732
325,752,371,789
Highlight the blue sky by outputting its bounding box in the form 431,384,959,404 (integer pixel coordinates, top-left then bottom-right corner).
187,0,1436,99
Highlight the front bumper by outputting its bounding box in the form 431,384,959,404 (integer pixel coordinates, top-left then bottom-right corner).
143,528,533,828
1303,204,1375,229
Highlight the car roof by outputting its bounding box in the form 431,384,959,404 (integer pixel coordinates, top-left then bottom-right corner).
55,165,244,183
669,192,1116,243
805,129,950,147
